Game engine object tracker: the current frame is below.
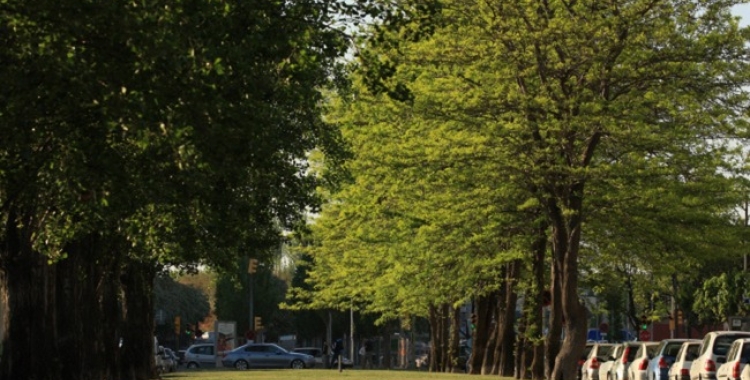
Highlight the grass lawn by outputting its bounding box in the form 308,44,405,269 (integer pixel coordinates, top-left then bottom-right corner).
162,368,499,380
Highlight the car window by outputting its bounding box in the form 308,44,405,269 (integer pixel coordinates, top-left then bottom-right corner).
598,345,613,358
647,344,659,358
664,342,683,357
626,346,639,362
714,335,750,356
686,344,700,360
245,346,265,352
700,335,711,355
741,344,750,363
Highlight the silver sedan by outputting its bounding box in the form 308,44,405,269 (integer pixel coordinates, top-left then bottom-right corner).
222,343,316,370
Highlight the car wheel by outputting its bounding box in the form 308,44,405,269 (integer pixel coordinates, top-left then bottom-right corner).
187,362,198,369
291,359,305,369
234,360,249,370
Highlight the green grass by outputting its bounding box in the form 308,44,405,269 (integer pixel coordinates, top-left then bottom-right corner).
162,368,486,380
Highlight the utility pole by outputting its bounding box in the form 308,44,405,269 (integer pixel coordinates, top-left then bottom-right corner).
248,258,258,341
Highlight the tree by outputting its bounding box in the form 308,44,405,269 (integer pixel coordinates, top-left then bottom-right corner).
0,0,350,379
299,0,750,379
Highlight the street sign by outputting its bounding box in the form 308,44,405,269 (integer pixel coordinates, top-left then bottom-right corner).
639,330,651,341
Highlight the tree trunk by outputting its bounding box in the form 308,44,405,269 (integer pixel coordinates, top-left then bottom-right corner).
449,305,461,373
468,293,492,374
545,257,563,379
529,223,548,380
492,261,521,377
0,208,62,380
548,191,589,380
482,290,499,375
120,259,158,380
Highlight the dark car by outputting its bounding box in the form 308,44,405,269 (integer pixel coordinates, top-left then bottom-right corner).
222,343,316,370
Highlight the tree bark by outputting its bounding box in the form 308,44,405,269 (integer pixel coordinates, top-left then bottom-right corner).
120,259,158,380
529,223,548,380
468,293,492,374
0,208,62,380
548,190,589,380
489,261,520,376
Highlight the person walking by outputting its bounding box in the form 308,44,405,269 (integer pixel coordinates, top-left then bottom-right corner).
330,338,344,371
362,339,374,369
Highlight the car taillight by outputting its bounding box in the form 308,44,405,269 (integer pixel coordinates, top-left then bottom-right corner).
658,357,668,369
622,349,629,364
732,362,740,379
639,359,649,370
590,358,599,370
680,369,689,376
705,359,716,372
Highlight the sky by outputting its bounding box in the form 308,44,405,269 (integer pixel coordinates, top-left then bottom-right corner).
736,3,750,26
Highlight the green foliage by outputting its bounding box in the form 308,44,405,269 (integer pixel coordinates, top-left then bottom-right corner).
290,1,750,365
693,270,750,325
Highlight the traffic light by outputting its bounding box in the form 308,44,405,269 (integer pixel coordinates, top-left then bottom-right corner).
185,323,193,338
640,315,648,330
174,316,181,335
254,316,263,330
248,258,259,274
470,314,477,330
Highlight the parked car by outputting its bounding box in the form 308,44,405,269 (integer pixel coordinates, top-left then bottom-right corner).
716,338,750,380
184,343,216,369
582,343,616,380
291,347,353,368
627,342,659,380
600,344,625,380
222,343,316,369
608,341,644,380
579,343,596,380
669,341,701,380
648,339,699,380
689,331,750,380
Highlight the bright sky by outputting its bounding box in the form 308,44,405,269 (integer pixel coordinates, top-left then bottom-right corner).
736,3,750,26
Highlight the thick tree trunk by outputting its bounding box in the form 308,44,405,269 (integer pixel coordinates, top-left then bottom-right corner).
529,224,548,380
548,191,589,380
0,208,62,380
448,306,461,373
492,261,521,377
120,259,157,380
482,290,499,375
468,293,492,374
545,258,563,379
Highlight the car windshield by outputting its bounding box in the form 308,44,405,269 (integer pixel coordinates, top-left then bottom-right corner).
714,335,750,356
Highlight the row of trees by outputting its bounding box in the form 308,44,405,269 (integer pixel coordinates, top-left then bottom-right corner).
0,1,352,379
286,1,750,379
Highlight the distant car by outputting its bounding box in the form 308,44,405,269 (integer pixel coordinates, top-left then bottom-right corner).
581,343,616,380
579,343,596,380
291,347,353,368
716,338,750,380
223,343,316,369
600,345,624,380
627,342,659,380
648,339,699,380
690,331,750,380
668,341,701,380
608,341,643,380
184,343,216,369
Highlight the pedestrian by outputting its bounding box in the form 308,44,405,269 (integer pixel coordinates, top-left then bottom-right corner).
322,340,330,368
359,343,367,368
330,338,344,370
362,339,374,369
